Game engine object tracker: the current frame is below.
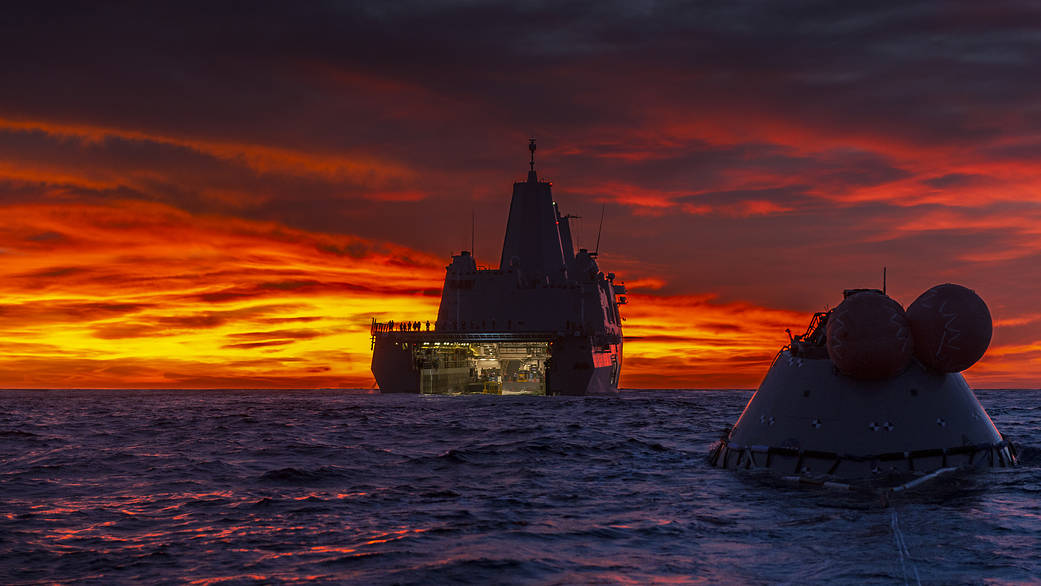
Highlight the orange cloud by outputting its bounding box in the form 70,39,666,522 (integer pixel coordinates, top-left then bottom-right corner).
0,200,444,389
620,290,1040,389
620,292,804,388
363,190,428,202
0,200,1036,389
2,129,1039,389
0,116,414,185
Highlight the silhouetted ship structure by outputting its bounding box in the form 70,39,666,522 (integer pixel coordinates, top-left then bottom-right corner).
710,282,1016,491
370,140,626,395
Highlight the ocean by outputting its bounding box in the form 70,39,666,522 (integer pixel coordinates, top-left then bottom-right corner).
1,389,1038,584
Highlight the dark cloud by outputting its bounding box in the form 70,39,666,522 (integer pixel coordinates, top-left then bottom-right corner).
676,186,813,211
316,242,380,259
0,301,153,326
191,280,423,304
254,316,323,325
91,322,161,339
624,334,740,345
225,329,323,341
25,231,65,242
2,1,1037,253
156,314,232,329
923,173,993,189
18,266,85,278
221,340,295,350
84,305,313,337
5,1,1039,154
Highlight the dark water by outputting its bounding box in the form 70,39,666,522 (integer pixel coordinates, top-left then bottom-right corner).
1,389,1038,584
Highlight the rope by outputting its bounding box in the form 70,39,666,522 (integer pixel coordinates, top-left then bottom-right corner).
890,507,921,586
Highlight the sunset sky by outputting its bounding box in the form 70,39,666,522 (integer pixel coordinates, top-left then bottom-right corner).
2,2,1040,389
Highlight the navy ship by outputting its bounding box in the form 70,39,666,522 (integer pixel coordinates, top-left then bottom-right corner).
710,282,1016,490
370,140,626,395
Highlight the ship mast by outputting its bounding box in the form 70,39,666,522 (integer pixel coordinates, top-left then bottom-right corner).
528,138,537,182
499,138,567,279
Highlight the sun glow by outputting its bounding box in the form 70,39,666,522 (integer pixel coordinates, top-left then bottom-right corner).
0,200,442,388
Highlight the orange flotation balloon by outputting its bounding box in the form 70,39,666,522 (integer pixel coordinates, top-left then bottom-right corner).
826,291,913,380
906,283,992,373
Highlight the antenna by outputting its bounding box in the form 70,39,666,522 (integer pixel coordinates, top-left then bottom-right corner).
471,210,476,257
594,204,606,256
527,138,537,182
883,266,887,295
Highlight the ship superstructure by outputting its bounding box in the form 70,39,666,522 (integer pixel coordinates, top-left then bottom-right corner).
370,140,626,395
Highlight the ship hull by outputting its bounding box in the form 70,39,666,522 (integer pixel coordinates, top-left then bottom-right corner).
371,332,620,396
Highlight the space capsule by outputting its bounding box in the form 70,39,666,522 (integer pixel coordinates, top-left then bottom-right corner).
710,284,1016,486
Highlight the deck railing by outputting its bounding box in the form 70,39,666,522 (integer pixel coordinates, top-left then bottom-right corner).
371,318,434,335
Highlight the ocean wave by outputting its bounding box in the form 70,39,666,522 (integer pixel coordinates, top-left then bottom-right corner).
258,466,350,484
0,388,1038,584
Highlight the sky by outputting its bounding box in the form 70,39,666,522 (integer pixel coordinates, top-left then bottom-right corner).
1,1,1040,389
